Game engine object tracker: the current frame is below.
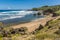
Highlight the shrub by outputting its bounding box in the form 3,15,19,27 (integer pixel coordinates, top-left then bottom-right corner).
55,10,60,16
37,12,41,15
2,30,10,37
18,27,28,35
9,28,16,34
55,29,60,35
35,33,58,40
43,9,54,15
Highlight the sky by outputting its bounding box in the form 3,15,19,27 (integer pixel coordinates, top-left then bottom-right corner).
0,0,60,9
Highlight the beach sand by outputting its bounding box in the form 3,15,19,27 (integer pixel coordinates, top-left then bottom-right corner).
11,16,57,32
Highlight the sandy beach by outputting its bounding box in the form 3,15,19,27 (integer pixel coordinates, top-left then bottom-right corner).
11,16,55,32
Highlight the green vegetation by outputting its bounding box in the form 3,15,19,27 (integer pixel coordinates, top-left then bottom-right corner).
32,5,60,17
55,10,60,15
0,5,60,40
32,5,60,11
0,17,60,40
34,18,60,40
0,26,28,40
35,33,58,40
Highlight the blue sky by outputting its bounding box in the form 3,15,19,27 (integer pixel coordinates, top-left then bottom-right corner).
0,0,60,9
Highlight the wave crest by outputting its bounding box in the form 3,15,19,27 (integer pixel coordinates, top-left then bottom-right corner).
0,11,38,21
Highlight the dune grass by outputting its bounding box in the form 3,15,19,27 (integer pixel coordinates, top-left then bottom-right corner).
55,10,60,15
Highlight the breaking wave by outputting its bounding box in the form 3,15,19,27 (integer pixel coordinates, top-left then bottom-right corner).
0,11,38,21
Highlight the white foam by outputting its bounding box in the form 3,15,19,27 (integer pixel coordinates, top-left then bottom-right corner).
0,11,38,21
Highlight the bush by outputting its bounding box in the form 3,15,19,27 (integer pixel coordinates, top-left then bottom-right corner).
55,10,60,16
37,12,41,15
55,29,60,35
43,9,54,15
2,30,10,37
18,27,28,35
52,13,58,17
35,33,58,40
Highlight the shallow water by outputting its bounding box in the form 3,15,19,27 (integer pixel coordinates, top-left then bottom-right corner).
0,10,44,24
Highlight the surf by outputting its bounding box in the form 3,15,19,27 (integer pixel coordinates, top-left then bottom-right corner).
0,11,38,21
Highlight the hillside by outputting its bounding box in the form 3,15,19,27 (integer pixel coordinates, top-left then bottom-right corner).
13,16,60,40
34,16,60,40
32,5,60,11
0,16,59,40
0,5,60,40
55,10,60,15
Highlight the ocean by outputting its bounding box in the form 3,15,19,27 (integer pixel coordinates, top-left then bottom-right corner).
0,10,44,24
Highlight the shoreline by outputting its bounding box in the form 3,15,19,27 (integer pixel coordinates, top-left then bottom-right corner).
1,16,44,27
10,16,54,32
